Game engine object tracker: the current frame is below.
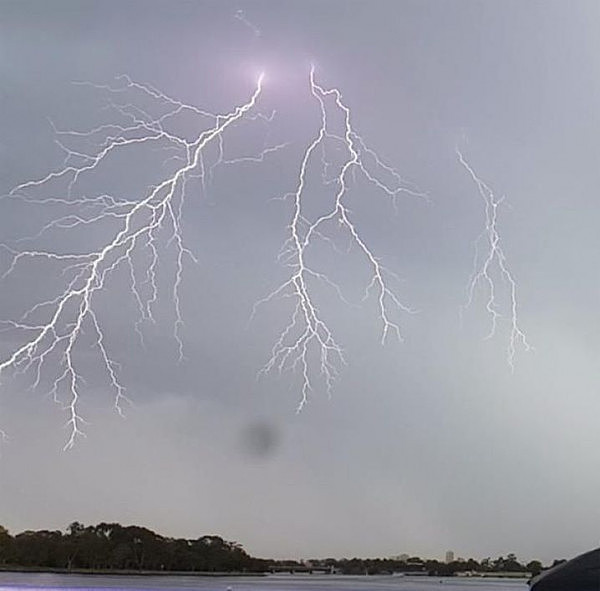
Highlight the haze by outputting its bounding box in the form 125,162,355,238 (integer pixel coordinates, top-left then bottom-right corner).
1,0,599,565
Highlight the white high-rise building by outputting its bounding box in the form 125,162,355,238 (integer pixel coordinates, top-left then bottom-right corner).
445,550,454,563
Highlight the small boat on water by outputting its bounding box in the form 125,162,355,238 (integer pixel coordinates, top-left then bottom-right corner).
529,547,600,591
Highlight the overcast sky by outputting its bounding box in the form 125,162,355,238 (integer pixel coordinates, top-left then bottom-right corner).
1,0,600,565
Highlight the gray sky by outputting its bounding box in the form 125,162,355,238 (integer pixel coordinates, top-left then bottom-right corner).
1,0,600,565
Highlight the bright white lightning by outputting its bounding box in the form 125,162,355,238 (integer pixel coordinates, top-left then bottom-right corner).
0,74,268,449
457,148,532,370
1,65,423,447
254,66,423,411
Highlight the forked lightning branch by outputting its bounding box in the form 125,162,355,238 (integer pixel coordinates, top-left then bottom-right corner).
0,68,529,449
0,68,420,448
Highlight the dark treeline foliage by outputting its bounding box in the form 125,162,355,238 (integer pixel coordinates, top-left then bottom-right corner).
0,523,544,576
269,554,543,576
0,522,267,572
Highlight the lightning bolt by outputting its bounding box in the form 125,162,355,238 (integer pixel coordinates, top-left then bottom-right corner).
254,66,424,411
0,74,267,449
234,9,262,38
1,64,424,446
457,147,532,370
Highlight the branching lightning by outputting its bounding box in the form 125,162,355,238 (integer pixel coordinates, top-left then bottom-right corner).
0,60,534,449
254,66,423,411
0,65,419,445
457,148,531,370
0,74,268,449
0,64,424,446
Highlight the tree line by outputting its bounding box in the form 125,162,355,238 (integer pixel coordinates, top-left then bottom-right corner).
0,522,547,576
297,554,544,576
0,522,267,572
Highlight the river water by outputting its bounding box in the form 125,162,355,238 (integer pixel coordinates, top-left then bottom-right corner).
0,573,529,591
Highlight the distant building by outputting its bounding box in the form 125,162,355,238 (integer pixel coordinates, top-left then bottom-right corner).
445,550,455,563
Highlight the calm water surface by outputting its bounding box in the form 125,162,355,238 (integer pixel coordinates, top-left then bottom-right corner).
0,573,529,591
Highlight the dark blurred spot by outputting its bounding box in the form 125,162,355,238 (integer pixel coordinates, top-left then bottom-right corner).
239,420,280,459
